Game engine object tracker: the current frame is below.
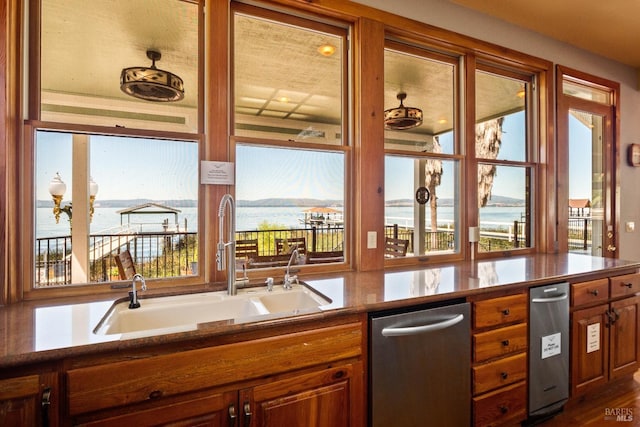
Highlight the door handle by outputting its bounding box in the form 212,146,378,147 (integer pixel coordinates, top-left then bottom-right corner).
531,293,568,303
381,314,465,337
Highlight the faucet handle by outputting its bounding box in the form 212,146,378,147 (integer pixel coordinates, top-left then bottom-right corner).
265,277,274,292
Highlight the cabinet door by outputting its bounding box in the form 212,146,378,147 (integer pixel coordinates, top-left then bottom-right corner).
571,304,609,395
610,295,640,380
0,374,57,427
79,391,236,427
244,364,362,427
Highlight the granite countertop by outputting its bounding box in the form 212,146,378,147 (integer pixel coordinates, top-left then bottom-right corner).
1,253,638,368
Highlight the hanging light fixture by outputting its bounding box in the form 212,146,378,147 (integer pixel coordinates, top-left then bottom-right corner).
384,92,423,130
120,49,184,102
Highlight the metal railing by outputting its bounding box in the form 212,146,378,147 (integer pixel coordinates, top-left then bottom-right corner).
34,218,588,286
35,226,343,286
36,231,198,287
568,217,593,251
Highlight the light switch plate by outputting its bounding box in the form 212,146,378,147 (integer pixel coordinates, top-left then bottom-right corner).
367,231,377,249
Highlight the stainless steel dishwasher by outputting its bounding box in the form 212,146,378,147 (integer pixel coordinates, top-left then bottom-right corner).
528,282,569,422
370,301,470,427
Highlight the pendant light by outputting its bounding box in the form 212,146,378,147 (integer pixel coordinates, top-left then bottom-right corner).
384,92,423,130
120,49,184,102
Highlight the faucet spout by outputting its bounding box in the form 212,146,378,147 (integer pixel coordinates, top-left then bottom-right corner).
283,248,300,290
217,194,238,295
129,274,146,309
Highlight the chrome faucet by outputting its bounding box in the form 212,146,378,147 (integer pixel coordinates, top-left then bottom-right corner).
128,274,146,309
283,248,301,290
217,194,241,295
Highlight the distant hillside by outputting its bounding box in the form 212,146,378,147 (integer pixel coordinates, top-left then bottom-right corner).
37,195,522,209
237,198,343,208
385,195,525,207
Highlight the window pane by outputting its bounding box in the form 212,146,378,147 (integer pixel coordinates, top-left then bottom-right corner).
563,80,611,104
478,165,531,252
384,49,455,154
35,131,199,287
40,0,199,132
385,155,460,257
235,145,345,268
233,12,345,145
475,71,526,161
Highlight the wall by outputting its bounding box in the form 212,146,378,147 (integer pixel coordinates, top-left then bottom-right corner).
355,0,640,261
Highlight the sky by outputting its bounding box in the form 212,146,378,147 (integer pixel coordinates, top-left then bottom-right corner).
35,111,592,205
36,131,199,202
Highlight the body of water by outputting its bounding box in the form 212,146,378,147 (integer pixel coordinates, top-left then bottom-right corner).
36,206,526,238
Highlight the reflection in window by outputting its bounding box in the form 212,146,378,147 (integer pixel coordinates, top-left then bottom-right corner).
40,0,200,133
235,145,345,268
475,71,527,162
35,131,199,287
475,69,533,252
384,47,456,154
385,153,459,257
232,6,348,270
233,9,345,145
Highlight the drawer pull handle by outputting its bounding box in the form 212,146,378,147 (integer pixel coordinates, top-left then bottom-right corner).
623,282,633,289
500,372,508,380
589,289,599,296
148,390,163,399
502,308,510,316
499,405,509,414
501,339,510,347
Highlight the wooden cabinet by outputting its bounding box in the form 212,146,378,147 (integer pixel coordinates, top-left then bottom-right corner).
0,373,58,427
471,293,528,427
66,320,364,426
570,274,640,396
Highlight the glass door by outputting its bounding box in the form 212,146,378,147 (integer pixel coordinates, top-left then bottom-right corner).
567,109,609,256
557,68,618,258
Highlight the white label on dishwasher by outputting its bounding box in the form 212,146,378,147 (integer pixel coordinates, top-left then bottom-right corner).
587,323,601,353
541,332,561,359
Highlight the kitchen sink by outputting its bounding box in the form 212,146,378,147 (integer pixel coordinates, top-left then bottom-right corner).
93,283,331,337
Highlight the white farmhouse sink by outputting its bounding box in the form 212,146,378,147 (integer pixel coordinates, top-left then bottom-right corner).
93,284,331,337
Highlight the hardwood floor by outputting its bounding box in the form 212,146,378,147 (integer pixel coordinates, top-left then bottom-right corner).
540,371,640,426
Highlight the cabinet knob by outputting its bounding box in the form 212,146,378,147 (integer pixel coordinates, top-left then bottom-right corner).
148,390,163,399
501,339,510,347
589,289,599,296
502,308,510,316
500,372,508,380
499,405,509,414
623,282,633,289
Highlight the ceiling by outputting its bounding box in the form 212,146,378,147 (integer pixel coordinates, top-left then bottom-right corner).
449,0,640,69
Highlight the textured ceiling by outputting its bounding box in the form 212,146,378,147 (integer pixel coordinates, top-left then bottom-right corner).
449,0,640,69
40,0,523,136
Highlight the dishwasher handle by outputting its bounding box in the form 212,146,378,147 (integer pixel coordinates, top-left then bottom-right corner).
531,292,568,303
381,314,465,337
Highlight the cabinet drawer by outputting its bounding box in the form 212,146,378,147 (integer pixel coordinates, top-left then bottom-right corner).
66,322,362,416
473,353,527,395
473,381,526,427
610,273,640,299
474,294,527,329
473,323,527,363
572,279,609,307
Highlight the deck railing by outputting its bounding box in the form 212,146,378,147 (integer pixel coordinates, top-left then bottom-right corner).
35,218,591,286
